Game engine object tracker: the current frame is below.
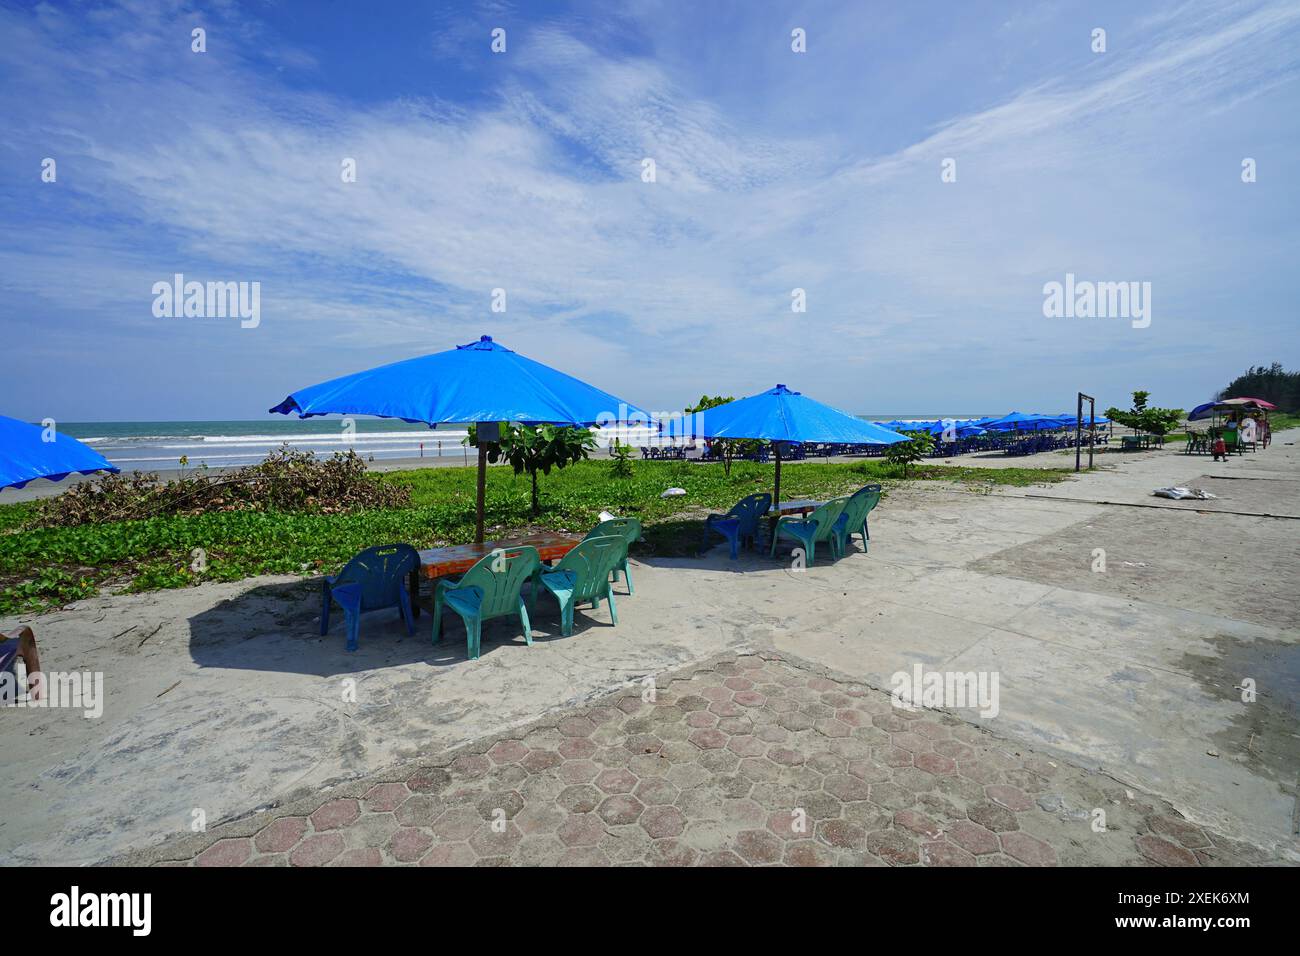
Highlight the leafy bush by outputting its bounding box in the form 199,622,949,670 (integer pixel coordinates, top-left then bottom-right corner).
466,423,596,515
32,446,409,527
884,431,935,477
610,441,634,479
685,395,762,475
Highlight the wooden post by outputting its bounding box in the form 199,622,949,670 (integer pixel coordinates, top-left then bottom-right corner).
475,443,487,543
773,441,782,508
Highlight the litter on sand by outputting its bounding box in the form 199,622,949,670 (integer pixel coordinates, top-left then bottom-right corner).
1153,487,1218,500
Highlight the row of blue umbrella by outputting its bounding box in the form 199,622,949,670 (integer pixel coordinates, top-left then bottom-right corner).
3,336,912,540
877,410,1111,437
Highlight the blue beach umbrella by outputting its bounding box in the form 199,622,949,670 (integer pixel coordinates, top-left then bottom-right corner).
270,334,653,541
982,411,1060,432
0,415,119,491
686,384,906,505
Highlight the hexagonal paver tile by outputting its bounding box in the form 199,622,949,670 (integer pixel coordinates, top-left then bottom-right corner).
362,783,410,813
914,752,957,776
784,840,835,867
824,773,872,802
967,802,1019,833
557,737,598,761
255,817,307,854
1148,815,1211,849
289,833,346,867
921,840,977,866
689,728,728,750
486,739,530,764
557,760,600,786
521,749,563,773
469,822,524,857
639,806,686,839
816,818,866,850
557,813,606,847
865,829,919,866
948,820,1000,855
986,784,1033,812
310,798,360,831
633,778,679,806
431,806,481,841
597,794,645,826
195,838,252,867
1135,835,1198,867
389,827,434,862
1000,831,1059,867
419,842,477,867
734,828,784,864
331,848,382,866
595,768,638,794
893,810,943,840
558,716,597,737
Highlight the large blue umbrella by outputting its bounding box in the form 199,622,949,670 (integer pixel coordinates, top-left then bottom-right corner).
0,415,119,491
686,384,906,505
270,334,652,541
982,411,1059,432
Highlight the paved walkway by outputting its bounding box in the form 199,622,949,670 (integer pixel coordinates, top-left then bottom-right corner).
126,653,1279,867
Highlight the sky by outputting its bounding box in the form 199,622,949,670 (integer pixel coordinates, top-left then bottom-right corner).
1,0,1298,423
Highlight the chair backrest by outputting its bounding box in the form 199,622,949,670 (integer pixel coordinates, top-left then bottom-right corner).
336,544,420,612
840,484,882,530
586,517,641,545
456,545,541,617
553,535,628,601
808,497,849,541
728,493,773,536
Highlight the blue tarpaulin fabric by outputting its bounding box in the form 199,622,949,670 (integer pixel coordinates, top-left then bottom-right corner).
0,415,119,490
686,385,907,445
270,335,652,427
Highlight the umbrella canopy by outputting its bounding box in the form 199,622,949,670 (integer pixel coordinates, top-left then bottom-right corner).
686,384,905,505
0,415,119,491
270,335,653,541
982,411,1059,432
1220,396,1278,410
689,385,907,446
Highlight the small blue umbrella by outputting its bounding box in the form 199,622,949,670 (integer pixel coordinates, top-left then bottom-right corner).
0,415,119,491
686,384,905,505
271,334,653,541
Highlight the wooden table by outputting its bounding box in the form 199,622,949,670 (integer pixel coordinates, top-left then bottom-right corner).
770,499,823,517
409,533,581,616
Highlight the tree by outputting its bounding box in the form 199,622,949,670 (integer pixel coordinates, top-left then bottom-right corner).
884,430,934,477
686,395,762,475
1218,362,1300,412
1103,390,1184,437
466,423,595,516
609,440,634,479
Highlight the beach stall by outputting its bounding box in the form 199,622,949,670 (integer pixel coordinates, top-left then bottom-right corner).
0,415,119,491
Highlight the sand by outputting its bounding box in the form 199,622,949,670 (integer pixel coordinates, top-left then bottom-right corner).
2,432,1297,865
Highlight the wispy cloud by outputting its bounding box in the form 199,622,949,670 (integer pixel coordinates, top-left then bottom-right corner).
1,0,1297,419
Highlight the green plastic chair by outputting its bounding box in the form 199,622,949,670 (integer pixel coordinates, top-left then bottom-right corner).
833,484,882,556
539,535,627,636
432,545,541,660
769,497,848,566
584,517,641,594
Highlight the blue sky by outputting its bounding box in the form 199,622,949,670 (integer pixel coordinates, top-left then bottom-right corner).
1,0,1297,422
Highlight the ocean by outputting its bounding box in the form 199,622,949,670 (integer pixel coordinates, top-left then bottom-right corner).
55,415,991,471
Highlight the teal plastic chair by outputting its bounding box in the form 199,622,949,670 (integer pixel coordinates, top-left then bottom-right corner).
539,535,627,636
432,545,541,660
584,517,641,594
320,544,419,652
833,484,882,555
769,497,848,566
705,493,772,559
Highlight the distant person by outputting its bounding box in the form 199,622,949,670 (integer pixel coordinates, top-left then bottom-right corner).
0,625,42,703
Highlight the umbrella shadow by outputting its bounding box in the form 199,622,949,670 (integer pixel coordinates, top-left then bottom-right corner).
185,577,580,676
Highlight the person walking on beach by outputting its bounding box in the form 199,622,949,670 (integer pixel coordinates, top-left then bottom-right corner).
0,625,42,703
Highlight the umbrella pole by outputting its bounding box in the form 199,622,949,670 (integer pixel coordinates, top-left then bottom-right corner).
773,442,782,507
475,444,487,543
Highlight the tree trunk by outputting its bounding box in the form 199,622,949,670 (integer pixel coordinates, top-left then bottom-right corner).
530,469,539,516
